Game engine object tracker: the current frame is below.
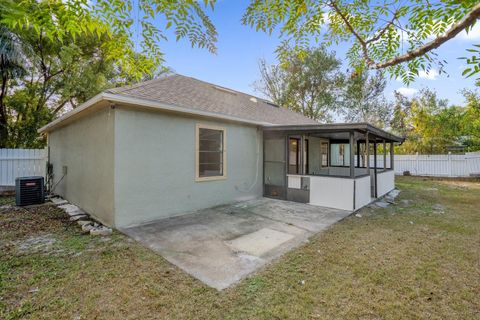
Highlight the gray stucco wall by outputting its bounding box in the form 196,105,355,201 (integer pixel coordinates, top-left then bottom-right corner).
113,106,263,227
48,107,115,226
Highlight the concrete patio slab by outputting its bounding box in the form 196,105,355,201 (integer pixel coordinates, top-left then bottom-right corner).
226,227,294,257
121,198,350,290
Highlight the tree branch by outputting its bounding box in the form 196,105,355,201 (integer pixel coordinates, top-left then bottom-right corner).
329,1,480,71
365,12,398,45
372,3,480,69
328,1,375,67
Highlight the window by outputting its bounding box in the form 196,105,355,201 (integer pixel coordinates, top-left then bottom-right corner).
330,143,350,166
196,124,226,181
320,141,329,167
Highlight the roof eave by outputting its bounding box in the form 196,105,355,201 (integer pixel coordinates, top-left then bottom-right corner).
262,123,404,143
38,92,106,133
38,92,276,133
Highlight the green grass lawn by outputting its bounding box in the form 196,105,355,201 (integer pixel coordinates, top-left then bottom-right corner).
1,176,479,319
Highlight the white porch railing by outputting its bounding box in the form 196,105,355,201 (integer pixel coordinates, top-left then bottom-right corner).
0,148,47,186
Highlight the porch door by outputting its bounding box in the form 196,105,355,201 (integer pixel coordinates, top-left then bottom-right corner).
264,132,287,199
320,139,329,168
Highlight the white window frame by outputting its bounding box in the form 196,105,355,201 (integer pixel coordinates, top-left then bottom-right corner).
195,124,227,182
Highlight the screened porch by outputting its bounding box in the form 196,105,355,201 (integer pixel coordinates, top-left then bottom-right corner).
263,123,403,211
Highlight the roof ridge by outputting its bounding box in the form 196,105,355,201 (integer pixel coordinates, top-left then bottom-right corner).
107,74,176,94
179,75,278,106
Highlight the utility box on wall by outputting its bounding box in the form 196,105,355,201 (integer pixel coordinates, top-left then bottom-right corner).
15,176,45,206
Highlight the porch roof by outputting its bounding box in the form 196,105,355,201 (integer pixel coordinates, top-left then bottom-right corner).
262,122,404,143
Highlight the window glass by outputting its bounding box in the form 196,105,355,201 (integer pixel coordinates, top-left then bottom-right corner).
330,143,350,166
321,142,329,167
288,138,300,174
198,128,224,177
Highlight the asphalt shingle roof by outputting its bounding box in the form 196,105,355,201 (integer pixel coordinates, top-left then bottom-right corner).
107,74,318,125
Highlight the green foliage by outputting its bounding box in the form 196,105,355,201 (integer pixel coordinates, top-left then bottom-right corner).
392,88,480,154
1,0,217,80
242,0,480,84
0,1,154,147
256,47,392,126
459,44,480,86
255,47,345,121
342,71,392,128
0,0,220,147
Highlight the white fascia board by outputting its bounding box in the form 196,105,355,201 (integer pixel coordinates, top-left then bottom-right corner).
38,93,105,133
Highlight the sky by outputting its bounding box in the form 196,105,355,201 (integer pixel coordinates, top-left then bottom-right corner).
155,0,479,106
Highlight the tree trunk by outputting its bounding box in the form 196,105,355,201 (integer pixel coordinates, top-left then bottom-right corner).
0,75,9,148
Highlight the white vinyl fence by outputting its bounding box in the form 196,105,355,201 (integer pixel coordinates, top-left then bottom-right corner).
393,153,480,177
0,149,47,186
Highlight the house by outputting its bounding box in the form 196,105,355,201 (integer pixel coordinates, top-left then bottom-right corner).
39,74,403,228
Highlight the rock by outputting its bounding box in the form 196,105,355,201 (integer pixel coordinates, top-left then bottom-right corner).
432,204,445,213
90,226,112,236
387,189,401,199
77,220,93,226
355,213,362,218
51,197,68,205
69,214,88,221
375,201,390,208
409,221,414,225
81,223,94,232
58,204,85,217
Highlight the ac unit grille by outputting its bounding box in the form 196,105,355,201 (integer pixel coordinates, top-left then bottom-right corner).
15,176,45,206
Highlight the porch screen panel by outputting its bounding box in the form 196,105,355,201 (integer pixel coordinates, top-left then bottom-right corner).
330,143,350,166
264,134,286,199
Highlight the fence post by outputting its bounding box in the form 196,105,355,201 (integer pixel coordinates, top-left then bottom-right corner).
416,152,419,175
448,152,452,177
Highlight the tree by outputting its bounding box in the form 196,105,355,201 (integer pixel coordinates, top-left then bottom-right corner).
1,0,217,79
341,71,392,128
0,0,222,147
3,28,128,147
0,25,26,147
461,89,480,151
255,47,344,122
242,0,480,83
392,88,475,154
390,92,413,139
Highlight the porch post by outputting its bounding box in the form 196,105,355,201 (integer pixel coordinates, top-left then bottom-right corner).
356,140,360,167
383,140,387,170
373,140,378,198
300,135,305,175
366,132,370,171
349,131,355,178
390,142,394,170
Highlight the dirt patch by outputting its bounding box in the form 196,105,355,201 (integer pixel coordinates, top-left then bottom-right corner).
0,204,71,241
14,234,57,254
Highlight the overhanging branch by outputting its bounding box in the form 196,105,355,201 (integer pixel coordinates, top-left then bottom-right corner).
329,1,480,70
372,3,480,69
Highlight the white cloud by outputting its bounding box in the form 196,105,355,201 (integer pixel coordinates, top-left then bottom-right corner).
396,87,418,98
418,69,439,80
